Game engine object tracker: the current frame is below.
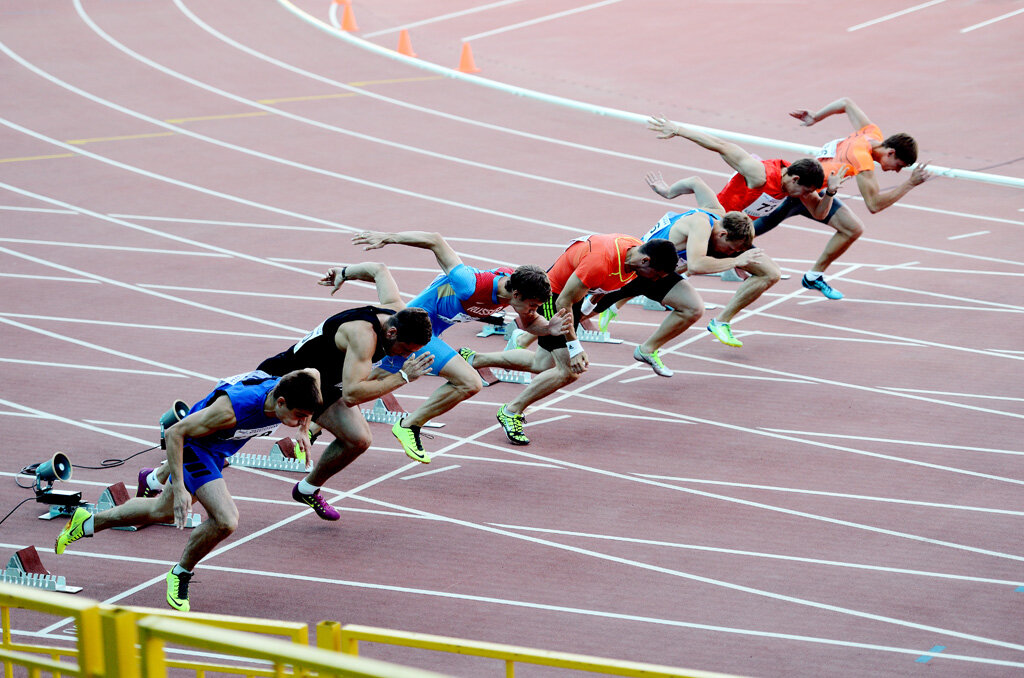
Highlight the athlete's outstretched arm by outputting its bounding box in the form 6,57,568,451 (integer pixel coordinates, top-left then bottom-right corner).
319,262,403,309
645,174,724,211
790,97,872,131
647,115,766,188
352,230,463,275
854,164,932,213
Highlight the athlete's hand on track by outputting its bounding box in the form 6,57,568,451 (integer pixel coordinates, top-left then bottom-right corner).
736,248,765,268
909,162,933,186
789,109,816,126
645,171,672,199
547,308,573,336
171,485,190,529
646,114,678,139
318,267,346,295
352,231,388,250
570,351,589,374
401,352,434,381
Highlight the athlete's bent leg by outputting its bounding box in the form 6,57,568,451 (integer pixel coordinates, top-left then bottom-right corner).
403,356,482,427
716,255,781,324
307,400,373,487
93,489,177,531
179,479,238,571
504,347,576,416
639,279,703,354
811,205,864,273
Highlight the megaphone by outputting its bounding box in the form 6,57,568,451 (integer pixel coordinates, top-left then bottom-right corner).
34,452,72,493
160,400,190,449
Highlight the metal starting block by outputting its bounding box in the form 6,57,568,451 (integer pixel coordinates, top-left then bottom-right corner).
577,328,622,344
475,312,509,337
94,482,201,530
361,392,445,428
230,437,308,473
628,295,667,311
719,269,744,282
2,545,81,593
476,366,532,387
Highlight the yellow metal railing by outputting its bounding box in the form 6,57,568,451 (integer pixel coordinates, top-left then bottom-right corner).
136,616,448,678
334,624,747,678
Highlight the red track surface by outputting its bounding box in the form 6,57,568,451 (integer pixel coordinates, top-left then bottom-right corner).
1,1,1022,676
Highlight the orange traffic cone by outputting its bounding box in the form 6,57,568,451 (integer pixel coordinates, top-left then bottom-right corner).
397,29,417,57
458,42,480,73
341,3,359,31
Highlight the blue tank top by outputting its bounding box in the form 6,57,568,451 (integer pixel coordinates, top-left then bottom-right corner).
641,209,720,261
185,371,281,460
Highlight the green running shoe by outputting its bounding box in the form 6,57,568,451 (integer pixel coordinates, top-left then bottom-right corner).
54,507,91,555
392,420,431,463
457,347,476,366
633,346,673,377
496,404,529,445
707,319,742,347
166,568,192,612
598,307,618,333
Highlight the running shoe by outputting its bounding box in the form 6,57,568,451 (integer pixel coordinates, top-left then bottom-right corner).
392,420,430,464
598,307,618,333
707,319,743,348
457,347,476,366
136,467,161,498
633,346,673,377
504,328,527,352
54,507,91,555
166,568,192,612
291,483,340,521
802,274,844,300
496,404,529,445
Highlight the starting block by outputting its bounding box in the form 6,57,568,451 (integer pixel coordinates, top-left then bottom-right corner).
719,268,744,282
2,545,81,593
476,366,532,387
230,437,308,473
361,392,445,428
475,312,510,338
628,295,667,311
577,327,622,344
94,482,201,530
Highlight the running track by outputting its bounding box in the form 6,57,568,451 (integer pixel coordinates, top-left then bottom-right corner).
1,1,1022,676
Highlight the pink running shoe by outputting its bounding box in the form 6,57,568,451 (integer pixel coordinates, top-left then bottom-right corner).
291,483,340,521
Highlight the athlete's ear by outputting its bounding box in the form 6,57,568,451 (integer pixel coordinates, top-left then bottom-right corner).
384,325,398,340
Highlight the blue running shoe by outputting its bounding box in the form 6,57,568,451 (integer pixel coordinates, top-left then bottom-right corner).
802,274,843,300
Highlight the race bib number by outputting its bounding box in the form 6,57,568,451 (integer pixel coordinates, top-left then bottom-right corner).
816,138,840,160
293,320,326,353
743,193,785,217
642,212,679,242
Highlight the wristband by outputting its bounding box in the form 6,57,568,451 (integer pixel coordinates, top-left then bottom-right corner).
825,189,838,197
339,266,348,281
566,340,584,358
398,369,410,383
580,295,597,316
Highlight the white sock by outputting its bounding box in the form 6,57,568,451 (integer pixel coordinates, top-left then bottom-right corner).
83,516,95,537
146,470,163,490
171,564,192,576
297,479,320,495
805,271,823,281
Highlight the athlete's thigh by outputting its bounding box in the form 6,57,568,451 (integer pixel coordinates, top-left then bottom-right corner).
193,478,237,525
739,252,781,278
660,277,703,312
439,349,482,388
531,346,557,372
316,398,371,443
827,203,864,235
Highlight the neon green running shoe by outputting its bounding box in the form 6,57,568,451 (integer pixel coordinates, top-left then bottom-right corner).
598,307,618,333
496,404,529,445
633,346,673,377
457,347,476,366
392,420,431,463
54,507,91,555
166,568,192,612
707,319,742,347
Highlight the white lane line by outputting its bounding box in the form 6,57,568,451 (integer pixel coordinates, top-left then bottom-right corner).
948,230,991,240
353,494,1024,654
875,260,919,272
487,525,1024,587
110,214,337,232
363,0,528,38
462,0,626,42
632,474,1024,516
0,357,187,378
17,542,1024,667
401,465,461,480
879,387,1024,402
0,205,76,214
0,237,229,257
0,273,97,284
759,428,1023,457
961,7,1024,33
0,313,299,340
847,0,949,32
0,399,158,447
73,0,667,210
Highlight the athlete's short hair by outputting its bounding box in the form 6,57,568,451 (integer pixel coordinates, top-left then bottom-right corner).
721,212,754,248
274,369,322,413
508,265,551,301
786,158,825,188
883,133,918,166
638,239,679,274
391,308,433,346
